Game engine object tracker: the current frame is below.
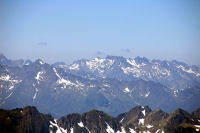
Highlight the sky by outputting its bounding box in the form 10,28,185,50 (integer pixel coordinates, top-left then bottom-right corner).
0,0,200,65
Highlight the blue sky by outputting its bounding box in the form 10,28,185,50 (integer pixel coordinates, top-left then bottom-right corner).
0,0,200,65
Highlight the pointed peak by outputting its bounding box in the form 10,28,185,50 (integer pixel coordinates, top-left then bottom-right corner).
23,106,38,110
106,55,125,60
105,55,127,63
191,107,200,118
52,62,66,66
0,53,6,58
22,106,40,115
85,109,113,119
34,59,45,65
134,56,150,64
24,59,32,65
153,109,166,113
131,105,152,111
172,108,188,114
86,109,105,115
0,53,9,62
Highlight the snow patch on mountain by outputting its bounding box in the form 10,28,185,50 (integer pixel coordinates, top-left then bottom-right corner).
126,59,143,68
146,124,153,128
25,62,30,65
194,125,200,128
8,86,14,90
78,121,84,127
0,75,11,81
173,90,179,97
69,64,79,70
121,67,141,77
106,122,115,133
33,88,38,100
129,128,136,133
57,78,75,87
123,87,130,93
142,109,146,116
138,118,144,125
145,92,150,98
0,74,21,90
155,129,161,133
54,68,86,90
0,75,21,84
64,56,200,92
177,65,200,77
75,80,85,87
116,127,126,133
39,61,45,65
35,71,44,84
120,118,124,123
85,58,115,72
152,65,170,76
86,58,106,69
89,84,95,88
53,68,61,79
49,119,68,133
104,84,111,88
5,92,13,99
70,127,74,133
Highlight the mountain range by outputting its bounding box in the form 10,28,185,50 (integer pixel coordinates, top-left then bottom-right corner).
0,105,200,133
0,54,200,118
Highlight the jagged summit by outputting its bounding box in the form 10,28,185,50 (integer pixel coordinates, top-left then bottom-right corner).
192,107,200,119
0,54,200,119
34,59,45,65
1,106,200,133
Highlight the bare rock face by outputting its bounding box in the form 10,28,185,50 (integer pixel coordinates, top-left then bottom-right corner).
0,106,200,133
0,106,53,133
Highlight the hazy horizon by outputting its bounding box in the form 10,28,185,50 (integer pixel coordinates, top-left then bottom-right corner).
1,53,200,66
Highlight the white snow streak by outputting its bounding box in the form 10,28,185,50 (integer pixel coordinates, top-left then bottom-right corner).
5,92,13,99
142,110,146,116
155,129,160,133
53,68,61,79
177,65,200,77
49,119,68,133
106,122,115,133
54,68,84,89
39,61,45,65
0,75,21,90
116,127,126,133
120,118,124,123
35,71,44,84
8,86,14,90
123,87,130,93
57,78,75,86
33,88,38,100
129,128,136,133
69,64,79,70
194,125,200,128
138,118,144,125
146,124,153,128
78,121,84,127
70,127,73,133
0,75,11,81
145,92,150,97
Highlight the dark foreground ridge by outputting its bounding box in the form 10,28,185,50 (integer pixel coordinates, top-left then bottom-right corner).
0,105,200,133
